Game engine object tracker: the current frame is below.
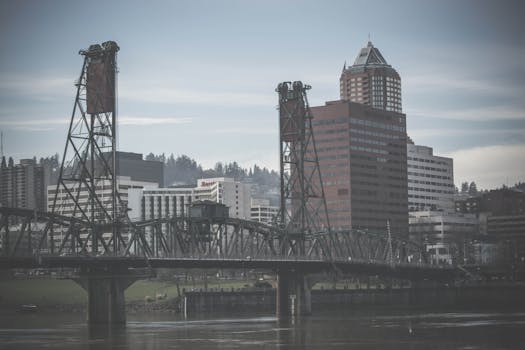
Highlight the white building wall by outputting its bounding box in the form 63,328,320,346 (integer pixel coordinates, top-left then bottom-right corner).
47,176,158,218
195,178,251,220
46,176,158,249
250,198,279,224
407,143,455,212
128,177,252,221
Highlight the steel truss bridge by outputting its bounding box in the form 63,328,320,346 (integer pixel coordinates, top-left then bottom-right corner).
1,206,423,261
0,207,454,279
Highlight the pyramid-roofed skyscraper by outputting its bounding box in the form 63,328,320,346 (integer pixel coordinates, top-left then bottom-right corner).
340,41,402,113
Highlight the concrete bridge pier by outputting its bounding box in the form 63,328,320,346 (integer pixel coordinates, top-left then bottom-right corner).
276,270,312,318
73,268,147,325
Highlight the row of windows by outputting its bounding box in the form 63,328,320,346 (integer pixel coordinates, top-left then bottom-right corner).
408,187,455,194
350,145,388,155
407,157,450,166
408,179,454,187
324,179,349,186
317,145,351,153
352,137,387,147
350,127,404,140
349,118,405,132
407,172,452,180
316,128,348,136
316,136,348,144
409,194,440,200
407,164,450,173
320,153,350,160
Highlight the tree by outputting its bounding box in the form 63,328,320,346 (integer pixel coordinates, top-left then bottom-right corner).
468,181,478,196
461,182,469,194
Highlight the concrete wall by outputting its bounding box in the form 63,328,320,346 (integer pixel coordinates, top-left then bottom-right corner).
183,285,525,314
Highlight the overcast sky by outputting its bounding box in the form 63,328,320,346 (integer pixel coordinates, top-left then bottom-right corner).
0,0,524,189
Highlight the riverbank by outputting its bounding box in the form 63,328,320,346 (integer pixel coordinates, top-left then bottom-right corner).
0,277,250,313
3,278,525,315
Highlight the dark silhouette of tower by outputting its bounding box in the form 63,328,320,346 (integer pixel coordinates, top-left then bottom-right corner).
276,81,330,256
50,41,127,255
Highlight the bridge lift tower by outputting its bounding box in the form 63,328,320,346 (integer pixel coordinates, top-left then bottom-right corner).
276,81,331,256
50,41,127,255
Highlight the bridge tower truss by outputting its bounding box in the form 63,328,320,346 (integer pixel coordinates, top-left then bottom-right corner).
276,81,331,256
49,41,128,255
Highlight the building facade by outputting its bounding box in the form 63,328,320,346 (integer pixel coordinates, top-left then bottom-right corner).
250,198,279,225
47,176,157,218
340,41,402,113
99,152,164,187
1,157,45,211
456,188,525,262
310,100,408,236
407,140,455,212
46,176,157,250
409,211,478,245
128,177,252,221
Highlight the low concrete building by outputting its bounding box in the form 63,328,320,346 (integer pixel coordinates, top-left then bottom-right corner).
128,177,252,221
409,210,478,264
250,198,279,224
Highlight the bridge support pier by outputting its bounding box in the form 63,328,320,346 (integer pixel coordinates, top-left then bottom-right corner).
276,270,312,318
73,268,149,325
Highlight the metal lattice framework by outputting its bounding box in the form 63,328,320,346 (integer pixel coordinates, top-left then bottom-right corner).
0,207,427,265
276,81,331,256
50,41,133,255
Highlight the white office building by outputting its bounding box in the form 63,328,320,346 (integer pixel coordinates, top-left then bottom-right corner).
47,176,158,218
407,140,455,212
250,198,279,224
46,176,158,249
128,177,252,221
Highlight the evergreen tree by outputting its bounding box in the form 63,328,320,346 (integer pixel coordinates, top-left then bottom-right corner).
468,181,478,195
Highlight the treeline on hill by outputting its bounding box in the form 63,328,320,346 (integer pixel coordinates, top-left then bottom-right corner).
14,153,525,197
144,153,280,190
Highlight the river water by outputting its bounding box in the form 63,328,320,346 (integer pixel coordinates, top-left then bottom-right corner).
1,308,525,349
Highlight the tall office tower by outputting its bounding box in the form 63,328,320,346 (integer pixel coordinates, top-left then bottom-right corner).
310,101,408,237
407,139,455,212
340,41,402,113
0,157,45,211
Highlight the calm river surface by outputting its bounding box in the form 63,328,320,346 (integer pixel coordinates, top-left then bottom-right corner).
1,308,525,349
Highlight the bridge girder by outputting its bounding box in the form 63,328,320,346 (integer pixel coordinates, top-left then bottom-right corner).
0,207,427,266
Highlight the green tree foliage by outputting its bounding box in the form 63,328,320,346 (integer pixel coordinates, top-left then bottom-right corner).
146,153,279,193
460,181,469,194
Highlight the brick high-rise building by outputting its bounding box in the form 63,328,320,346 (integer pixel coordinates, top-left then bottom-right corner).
340,41,402,113
311,101,408,237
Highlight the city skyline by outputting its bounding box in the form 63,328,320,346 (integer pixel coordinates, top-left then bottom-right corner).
0,0,524,189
